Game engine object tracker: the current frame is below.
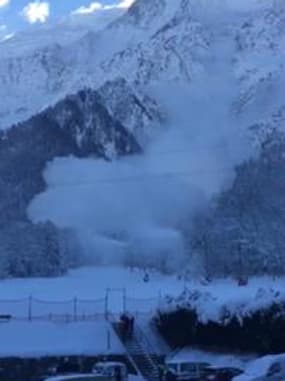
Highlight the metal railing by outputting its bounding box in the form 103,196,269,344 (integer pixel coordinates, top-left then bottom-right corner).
0,291,162,322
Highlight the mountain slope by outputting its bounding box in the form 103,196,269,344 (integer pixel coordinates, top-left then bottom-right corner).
0,87,139,225
0,0,280,136
234,2,285,119
0,0,209,130
0,0,285,280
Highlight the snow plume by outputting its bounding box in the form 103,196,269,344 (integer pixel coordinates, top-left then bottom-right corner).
28,21,250,275
28,155,196,273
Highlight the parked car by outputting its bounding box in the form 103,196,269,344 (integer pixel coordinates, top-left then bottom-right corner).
203,366,243,381
43,361,128,381
92,362,128,381
165,360,211,381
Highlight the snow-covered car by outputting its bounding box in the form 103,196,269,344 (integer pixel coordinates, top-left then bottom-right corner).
43,374,101,381
252,360,285,381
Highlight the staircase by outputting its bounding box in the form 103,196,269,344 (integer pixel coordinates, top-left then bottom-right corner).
112,321,162,381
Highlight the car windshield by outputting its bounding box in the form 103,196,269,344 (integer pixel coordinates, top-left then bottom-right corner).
168,364,179,374
180,364,197,373
94,366,113,376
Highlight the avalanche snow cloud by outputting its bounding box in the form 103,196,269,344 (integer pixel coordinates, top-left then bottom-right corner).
29,59,250,273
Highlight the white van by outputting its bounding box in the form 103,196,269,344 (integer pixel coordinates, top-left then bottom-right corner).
92,362,128,381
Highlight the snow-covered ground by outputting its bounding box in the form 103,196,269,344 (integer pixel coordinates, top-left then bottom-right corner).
0,321,123,358
0,267,184,309
0,266,284,360
0,267,185,321
159,276,285,324
0,266,285,320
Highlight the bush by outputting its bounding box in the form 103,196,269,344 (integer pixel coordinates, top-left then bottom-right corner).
155,302,285,354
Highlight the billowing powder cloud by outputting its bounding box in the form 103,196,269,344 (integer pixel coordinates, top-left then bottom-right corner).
28,3,252,274
22,1,50,24
29,69,250,274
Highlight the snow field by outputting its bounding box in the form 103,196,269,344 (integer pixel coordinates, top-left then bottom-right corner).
0,267,285,322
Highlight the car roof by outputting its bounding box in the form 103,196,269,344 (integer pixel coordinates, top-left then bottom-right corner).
44,374,96,381
95,362,125,367
205,366,242,371
167,360,210,366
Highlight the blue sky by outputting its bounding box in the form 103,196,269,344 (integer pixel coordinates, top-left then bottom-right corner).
0,0,133,38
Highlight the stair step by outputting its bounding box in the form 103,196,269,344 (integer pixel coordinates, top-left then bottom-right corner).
111,322,162,381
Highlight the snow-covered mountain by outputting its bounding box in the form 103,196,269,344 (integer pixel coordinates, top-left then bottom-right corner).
234,1,285,117
0,0,283,137
0,0,209,131
0,86,140,230
100,1,209,86
1,0,285,280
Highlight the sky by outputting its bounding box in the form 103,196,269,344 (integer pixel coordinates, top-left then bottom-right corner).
0,0,271,41
0,0,134,40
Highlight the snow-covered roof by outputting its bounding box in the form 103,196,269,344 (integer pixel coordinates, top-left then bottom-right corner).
0,320,124,358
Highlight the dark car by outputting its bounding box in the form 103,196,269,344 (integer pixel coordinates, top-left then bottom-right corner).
202,366,243,381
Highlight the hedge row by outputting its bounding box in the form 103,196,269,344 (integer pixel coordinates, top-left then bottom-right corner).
155,303,285,354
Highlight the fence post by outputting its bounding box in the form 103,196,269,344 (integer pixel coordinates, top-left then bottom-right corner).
28,295,32,321
123,288,126,313
73,297,78,321
104,288,109,320
107,329,111,352
158,290,162,309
